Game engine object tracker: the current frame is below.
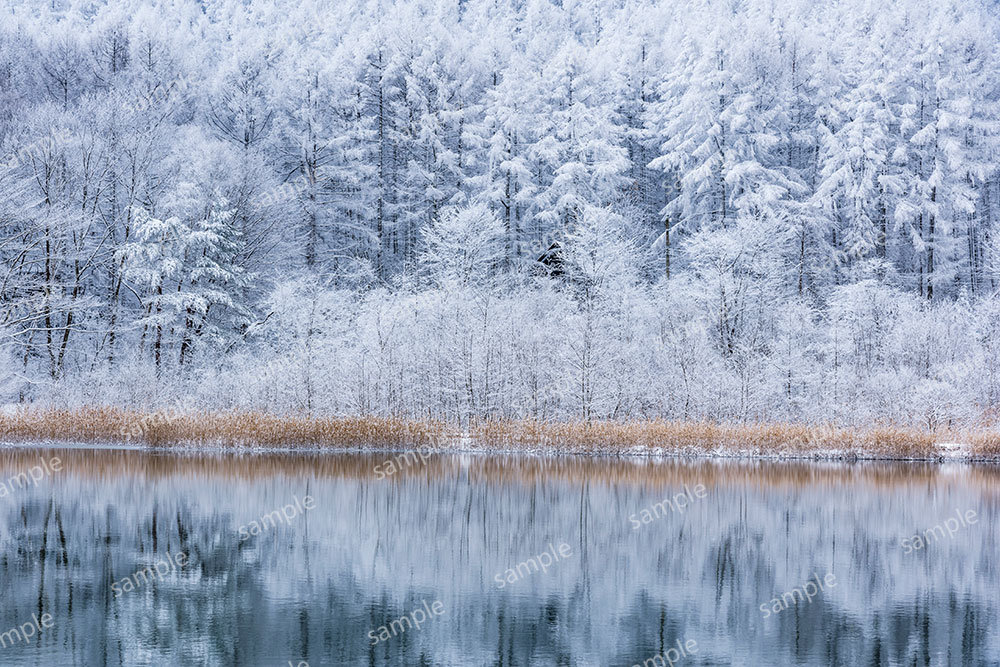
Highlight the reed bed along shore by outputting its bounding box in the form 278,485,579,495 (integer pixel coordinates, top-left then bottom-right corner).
0,406,447,450
0,407,998,461
469,419,1000,460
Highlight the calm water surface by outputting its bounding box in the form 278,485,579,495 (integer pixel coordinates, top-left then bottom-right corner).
0,448,997,666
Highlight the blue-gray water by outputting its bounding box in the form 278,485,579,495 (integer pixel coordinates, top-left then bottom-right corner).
0,448,997,666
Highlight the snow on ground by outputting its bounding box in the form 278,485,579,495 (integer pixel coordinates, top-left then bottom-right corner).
935,442,974,461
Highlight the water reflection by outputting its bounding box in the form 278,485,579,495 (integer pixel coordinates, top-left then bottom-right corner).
0,448,996,665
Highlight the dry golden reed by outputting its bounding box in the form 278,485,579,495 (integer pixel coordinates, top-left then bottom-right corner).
468,418,999,460
0,408,997,460
0,406,447,450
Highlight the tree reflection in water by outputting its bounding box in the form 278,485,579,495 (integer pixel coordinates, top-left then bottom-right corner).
0,449,996,665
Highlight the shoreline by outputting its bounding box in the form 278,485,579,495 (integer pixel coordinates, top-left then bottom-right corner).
0,440,996,464
0,407,998,463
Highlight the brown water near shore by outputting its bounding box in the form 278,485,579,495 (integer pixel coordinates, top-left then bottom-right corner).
2,444,1000,490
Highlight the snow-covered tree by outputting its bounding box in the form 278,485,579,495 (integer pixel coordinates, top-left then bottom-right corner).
419,203,505,289
121,198,252,367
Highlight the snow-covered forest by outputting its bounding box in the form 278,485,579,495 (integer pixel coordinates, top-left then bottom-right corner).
2,0,1000,428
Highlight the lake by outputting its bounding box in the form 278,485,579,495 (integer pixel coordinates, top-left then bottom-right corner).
0,447,996,666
